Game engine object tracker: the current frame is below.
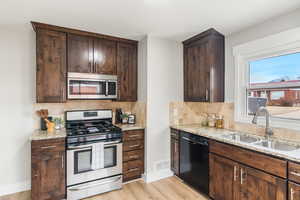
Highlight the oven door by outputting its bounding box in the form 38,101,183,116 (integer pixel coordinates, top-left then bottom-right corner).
67,141,122,186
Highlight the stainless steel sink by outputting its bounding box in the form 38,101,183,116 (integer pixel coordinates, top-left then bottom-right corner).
222,133,259,143
254,140,300,151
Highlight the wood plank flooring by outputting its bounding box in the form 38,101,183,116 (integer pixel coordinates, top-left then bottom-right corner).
85,176,209,200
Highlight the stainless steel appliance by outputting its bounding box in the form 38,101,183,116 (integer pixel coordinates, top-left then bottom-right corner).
179,131,209,195
65,110,122,200
67,73,118,100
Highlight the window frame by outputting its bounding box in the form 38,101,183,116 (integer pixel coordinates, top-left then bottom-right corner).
233,27,300,130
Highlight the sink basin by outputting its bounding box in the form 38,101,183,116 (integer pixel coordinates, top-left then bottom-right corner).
222,133,259,143
254,140,300,151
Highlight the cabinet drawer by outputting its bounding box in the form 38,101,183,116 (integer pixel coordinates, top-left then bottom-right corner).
123,168,142,182
210,140,287,178
289,162,300,183
31,138,65,153
123,160,143,173
123,140,144,152
123,130,144,142
123,150,143,162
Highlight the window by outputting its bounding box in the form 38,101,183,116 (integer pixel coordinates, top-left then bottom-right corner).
247,52,300,120
233,27,300,130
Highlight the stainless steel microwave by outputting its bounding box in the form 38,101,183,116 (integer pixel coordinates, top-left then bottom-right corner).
67,73,118,100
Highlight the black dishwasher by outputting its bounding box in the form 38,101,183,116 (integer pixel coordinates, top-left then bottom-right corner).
179,131,209,195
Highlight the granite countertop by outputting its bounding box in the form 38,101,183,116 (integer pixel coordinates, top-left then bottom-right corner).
116,124,145,131
30,129,67,141
171,124,300,163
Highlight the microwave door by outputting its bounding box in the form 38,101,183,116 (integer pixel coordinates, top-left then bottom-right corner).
107,81,117,98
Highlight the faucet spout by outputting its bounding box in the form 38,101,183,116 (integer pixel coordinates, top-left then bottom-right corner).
251,107,273,137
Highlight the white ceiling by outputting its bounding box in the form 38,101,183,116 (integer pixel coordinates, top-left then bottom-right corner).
1,0,300,41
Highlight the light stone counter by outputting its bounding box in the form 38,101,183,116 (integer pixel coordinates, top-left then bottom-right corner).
116,124,145,131
171,124,300,163
30,129,67,141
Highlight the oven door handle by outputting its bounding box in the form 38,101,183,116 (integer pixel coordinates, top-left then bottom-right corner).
68,140,122,150
68,176,122,191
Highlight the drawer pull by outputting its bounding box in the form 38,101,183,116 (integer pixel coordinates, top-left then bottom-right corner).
129,155,139,159
234,166,237,181
129,135,140,138
291,188,295,200
128,168,140,172
40,145,56,149
291,171,300,177
129,144,140,148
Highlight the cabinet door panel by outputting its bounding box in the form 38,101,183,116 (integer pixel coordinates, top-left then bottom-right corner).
36,29,66,103
209,153,240,200
184,42,209,102
32,151,65,200
171,137,179,175
117,42,137,101
289,182,300,200
94,39,117,74
68,34,93,73
240,165,286,200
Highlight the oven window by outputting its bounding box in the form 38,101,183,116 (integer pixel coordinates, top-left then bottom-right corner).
74,150,92,174
104,146,117,168
80,81,106,95
107,82,116,96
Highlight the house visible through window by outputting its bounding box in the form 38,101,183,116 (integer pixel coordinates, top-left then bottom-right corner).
247,52,300,120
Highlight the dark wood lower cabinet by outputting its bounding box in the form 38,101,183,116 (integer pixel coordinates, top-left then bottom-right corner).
289,182,300,200
123,129,144,182
209,153,240,200
31,138,65,200
240,165,286,200
170,129,180,176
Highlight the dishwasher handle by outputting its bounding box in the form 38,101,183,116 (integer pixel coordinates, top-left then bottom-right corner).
181,136,208,146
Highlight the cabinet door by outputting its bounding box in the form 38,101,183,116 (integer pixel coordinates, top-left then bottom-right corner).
289,182,300,200
171,137,179,176
36,29,66,103
240,165,286,200
32,151,65,200
209,153,240,200
68,34,94,73
117,42,137,101
94,38,117,74
184,41,210,102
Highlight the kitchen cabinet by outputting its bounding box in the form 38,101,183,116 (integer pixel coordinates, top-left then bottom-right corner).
183,28,224,102
289,182,300,200
209,154,240,200
36,29,67,103
240,165,286,200
122,129,144,182
68,34,117,75
31,138,65,200
117,42,138,101
170,129,180,176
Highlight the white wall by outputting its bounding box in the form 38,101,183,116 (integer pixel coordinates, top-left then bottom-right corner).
143,36,183,181
225,8,300,102
0,24,35,195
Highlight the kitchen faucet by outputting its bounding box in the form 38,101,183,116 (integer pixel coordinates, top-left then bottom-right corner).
252,106,273,138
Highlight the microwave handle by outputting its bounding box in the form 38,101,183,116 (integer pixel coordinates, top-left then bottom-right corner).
105,81,109,96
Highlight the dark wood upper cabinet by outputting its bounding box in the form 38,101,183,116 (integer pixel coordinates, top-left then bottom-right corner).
209,153,240,200
31,139,65,200
183,28,224,102
240,165,286,200
94,38,117,74
117,42,138,101
36,29,67,103
68,33,94,73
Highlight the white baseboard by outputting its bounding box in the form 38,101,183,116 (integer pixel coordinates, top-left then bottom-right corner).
0,181,31,197
143,169,174,183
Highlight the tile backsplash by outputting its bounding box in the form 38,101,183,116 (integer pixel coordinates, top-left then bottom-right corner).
170,101,300,142
33,101,146,130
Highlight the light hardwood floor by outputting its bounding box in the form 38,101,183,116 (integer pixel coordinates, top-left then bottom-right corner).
85,176,209,200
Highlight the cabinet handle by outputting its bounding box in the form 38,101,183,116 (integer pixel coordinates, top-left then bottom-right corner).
128,168,139,172
129,135,140,138
206,89,208,101
62,155,64,169
174,142,177,153
129,144,140,148
291,171,300,177
40,145,56,149
240,168,244,185
234,166,237,181
291,187,295,200
129,155,139,159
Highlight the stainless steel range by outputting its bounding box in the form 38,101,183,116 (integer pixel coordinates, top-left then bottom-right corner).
65,109,122,200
